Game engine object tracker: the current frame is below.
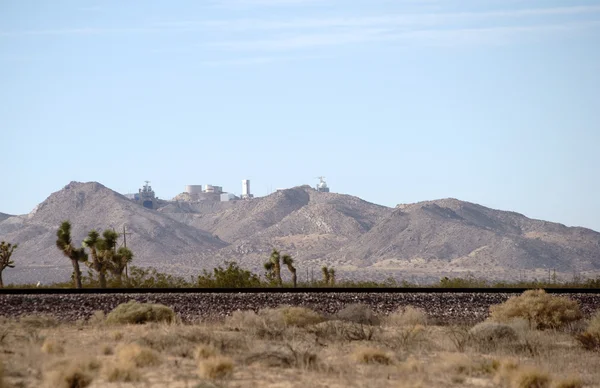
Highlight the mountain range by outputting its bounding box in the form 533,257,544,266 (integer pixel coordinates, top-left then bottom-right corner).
1,181,599,285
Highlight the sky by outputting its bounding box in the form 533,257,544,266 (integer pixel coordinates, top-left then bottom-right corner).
1,0,599,231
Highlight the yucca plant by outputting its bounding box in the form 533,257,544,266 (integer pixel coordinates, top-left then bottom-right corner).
0,241,18,288
56,221,88,289
282,254,297,288
264,249,283,287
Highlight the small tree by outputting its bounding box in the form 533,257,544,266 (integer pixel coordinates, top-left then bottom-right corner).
197,261,262,288
282,254,297,288
0,241,18,288
56,221,88,289
109,247,134,286
321,266,336,286
83,230,107,288
264,249,282,287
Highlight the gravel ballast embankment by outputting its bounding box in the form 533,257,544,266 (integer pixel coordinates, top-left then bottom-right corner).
1,292,600,324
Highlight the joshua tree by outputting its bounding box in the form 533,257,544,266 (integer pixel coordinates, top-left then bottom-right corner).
56,221,88,289
322,266,330,285
282,254,297,288
321,266,335,286
264,249,282,287
109,246,134,286
0,241,17,288
83,230,106,288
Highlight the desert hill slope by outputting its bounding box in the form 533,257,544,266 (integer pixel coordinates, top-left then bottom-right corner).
0,212,13,223
331,198,600,280
0,182,227,284
1,182,599,285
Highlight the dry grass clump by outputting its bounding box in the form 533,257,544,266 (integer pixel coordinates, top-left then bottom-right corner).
117,343,161,368
103,362,142,383
19,314,59,329
336,304,380,325
575,310,600,351
195,344,219,360
87,310,106,326
553,377,584,388
44,359,97,388
352,346,393,365
469,321,519,351
512,367,551,388
198,356,234,379
385,306,428,326
225,306,323,338
105,300,178,324
489,290,582,330
41,338,65,355
278,306,325,327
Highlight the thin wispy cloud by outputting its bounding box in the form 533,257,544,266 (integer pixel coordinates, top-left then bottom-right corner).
210,0,327,9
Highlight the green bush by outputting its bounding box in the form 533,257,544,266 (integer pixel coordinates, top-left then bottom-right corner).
197,261,262,288
489,290,582,330
105,301,178,324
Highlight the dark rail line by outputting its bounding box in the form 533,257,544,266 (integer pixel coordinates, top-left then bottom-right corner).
2,287,600,295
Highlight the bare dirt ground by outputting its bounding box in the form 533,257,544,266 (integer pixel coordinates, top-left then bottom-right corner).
1,305,600,388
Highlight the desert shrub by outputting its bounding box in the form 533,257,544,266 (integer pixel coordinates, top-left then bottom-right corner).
0,361,4,388
575,310,600,351
195,344,219,360
19,314,59,329
309,320,380,342
512,367,551,388
198,356,234,379
279,306,325,327
225,306,323,338
105,300,177,325
87,311,105,326
110,331,124,341
352,346,393,365
445,326,472,352
41,339,65,355
554,377,584,388
197,261,262,288
335,304,380,325
101,345,113,355
469,321,518,351
44,360,95,388
384,306,427,326
117,344,161,368
387,324,428,350
103,362,142,383
489,290,582,330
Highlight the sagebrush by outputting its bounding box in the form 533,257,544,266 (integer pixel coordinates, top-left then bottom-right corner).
105,301,177,324
489,290,582,329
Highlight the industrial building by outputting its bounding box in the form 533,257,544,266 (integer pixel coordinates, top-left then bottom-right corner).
124,181,157,209
316,177,330,192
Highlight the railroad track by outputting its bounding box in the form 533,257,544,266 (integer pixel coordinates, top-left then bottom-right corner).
2,288,600,324
2,287,600,295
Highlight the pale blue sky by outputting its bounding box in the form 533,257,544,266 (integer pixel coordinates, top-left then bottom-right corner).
1,0,599,231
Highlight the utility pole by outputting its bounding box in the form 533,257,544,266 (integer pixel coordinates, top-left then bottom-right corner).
121,225,132,278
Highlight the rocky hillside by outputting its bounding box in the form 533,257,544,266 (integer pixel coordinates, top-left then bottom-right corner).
0,182,227,284
1,182,599,285
0,212,12,223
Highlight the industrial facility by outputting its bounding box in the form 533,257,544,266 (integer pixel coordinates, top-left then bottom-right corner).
125,177,329,208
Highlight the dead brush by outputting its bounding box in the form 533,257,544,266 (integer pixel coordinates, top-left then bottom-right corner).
575,310,600,351
198,356,234,380
310,320,380,343
444,325,472,352
19,314,59,329
116,343,161,368
384,306,428,327
245,342,320,370
387,324,428,350
0,361,4,388
103,361,142,383
352,346,394,365
41,338,65,355
43,358,100,388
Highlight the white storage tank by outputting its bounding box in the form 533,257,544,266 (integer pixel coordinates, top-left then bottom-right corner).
185,185,203,194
